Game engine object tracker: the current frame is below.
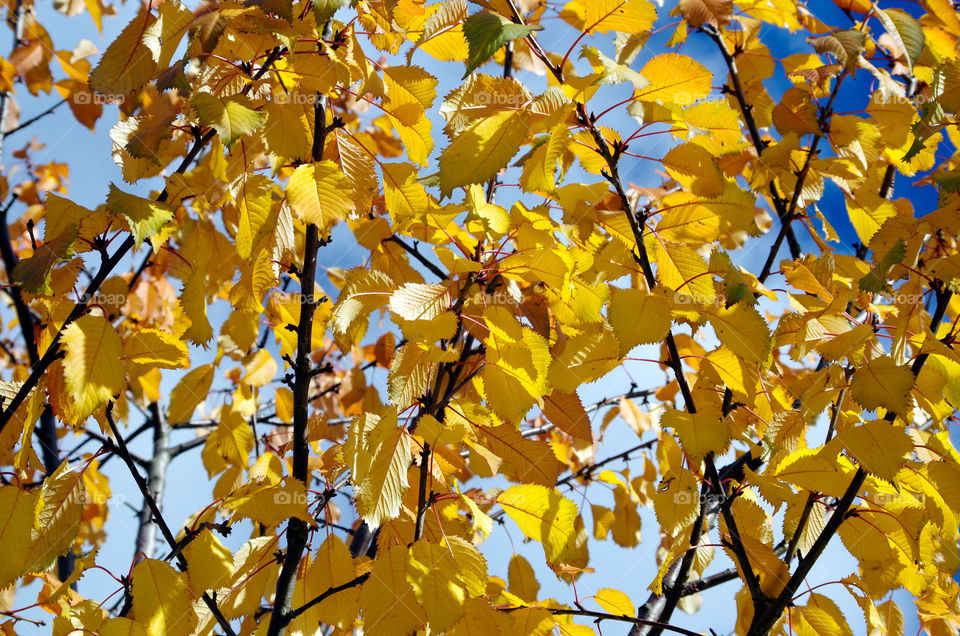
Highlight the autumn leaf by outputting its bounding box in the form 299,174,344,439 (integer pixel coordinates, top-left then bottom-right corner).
192,93,266,146
837,419,913,484
62,315,125,417
498,485,578,564
850,355,915,415
438,109,532,196
130,559,198,636
106,184,175,248
286,161,354,230
462,13,537,78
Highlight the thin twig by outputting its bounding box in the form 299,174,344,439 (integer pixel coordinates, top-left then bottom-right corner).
104,405,237,636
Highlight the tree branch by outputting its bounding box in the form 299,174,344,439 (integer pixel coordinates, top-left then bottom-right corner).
104,405,237,636
756,65,848,284
286,573,370,623
134,403,171,561
519,607,705,636
701,24,801,263
0,45,285,437
3,97,68,138
384,235,447,281
266,30,332,636
746,283,953,635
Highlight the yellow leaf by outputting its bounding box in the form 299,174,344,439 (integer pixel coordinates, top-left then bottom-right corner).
663,409,730,464
382,162,429,223
141,1,192,69
520,123,571,194
286,160,354,230
26,460,85,574
215,408,254,467
329,130,378,214
292,534,359,631
344,409,413,527
549,326,620,394
542,392,593,441
232,174,275,260
263,102,312,161
479,424,564,487
637,53,712,105
222,479,314,527
706,303,772,365
704,347,757,403
594,588,634,617
191,93,265,146
497,485,578,564
62,315,125,418
360,544,426,636
655,241,715,304
407,539,467,631
438,109,531,196
661,142,725,197
100,618,148,636
508,554,540,602
122,329,189,368
0,486,38,589
794,593,854,636
482,307,551,423
607,287,672,355
837,420,912,484
850,355,915,415
88,5,157,96
166,364,215,425
130,559,197,636
183,529,234,593
241,349,277,387
653,468,700,536
389,282,454,321
388,339,448,410
559,0,657,35
106,184,174,248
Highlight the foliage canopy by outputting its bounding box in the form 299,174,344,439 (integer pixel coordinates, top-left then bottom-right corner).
0,0,960,635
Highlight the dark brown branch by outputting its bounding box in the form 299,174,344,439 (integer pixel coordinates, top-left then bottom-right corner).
169,434,208,457
266,31,331,636
286,573,370,623
104,405,237,636
556,439,656,490
517,607,703,636
3,98,68,138
701,24,801,263
0,46,285,437
384,235,447,280
756,65,848,283
747,284,953,635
